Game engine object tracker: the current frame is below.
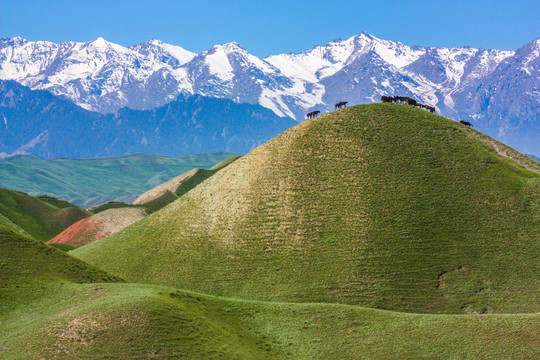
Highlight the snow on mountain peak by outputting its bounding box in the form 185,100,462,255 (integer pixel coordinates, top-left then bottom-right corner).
0,36,29,47
129,39,196,67
88,37,109,47
210,41,245,54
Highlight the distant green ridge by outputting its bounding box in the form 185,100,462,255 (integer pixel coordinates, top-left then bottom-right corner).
0,152,238,208
73,104,540,314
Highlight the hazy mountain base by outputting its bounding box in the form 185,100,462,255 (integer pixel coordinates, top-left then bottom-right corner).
529,154,540,162
0,80,295,160
73,104,540,315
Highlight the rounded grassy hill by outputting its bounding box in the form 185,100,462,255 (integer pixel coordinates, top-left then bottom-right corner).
73,103,540,314
0,188,88,241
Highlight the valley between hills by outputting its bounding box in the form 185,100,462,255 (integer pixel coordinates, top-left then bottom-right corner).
1,104,539,359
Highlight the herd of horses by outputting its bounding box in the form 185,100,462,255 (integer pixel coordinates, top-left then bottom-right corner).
305,97,473,127
381,96,436,113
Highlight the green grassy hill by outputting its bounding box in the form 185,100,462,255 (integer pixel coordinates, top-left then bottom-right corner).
2,283,538,359
0,226,120,286
0,152,237,208
73,104,540,314
0,188,88,241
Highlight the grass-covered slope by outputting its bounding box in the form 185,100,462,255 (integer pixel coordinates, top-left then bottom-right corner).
0,188,88,241
1,283,538,359
0,226,120,286
47,207,147,248
133,155,242,211
1,182,538,359
0,152,237,208
73,104,540,314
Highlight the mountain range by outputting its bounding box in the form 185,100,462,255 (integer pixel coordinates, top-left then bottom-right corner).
1,32,538,155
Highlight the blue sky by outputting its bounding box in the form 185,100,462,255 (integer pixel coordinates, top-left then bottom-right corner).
1,0,538,57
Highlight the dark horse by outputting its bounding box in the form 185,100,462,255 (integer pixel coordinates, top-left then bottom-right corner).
306,110,321,119
459,120,473,127
335,101,348,109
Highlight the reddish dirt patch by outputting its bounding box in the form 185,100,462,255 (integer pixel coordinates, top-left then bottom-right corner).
47,208,145,247
47,217,100,247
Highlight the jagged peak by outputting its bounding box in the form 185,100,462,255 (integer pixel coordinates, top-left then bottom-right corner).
147,39,164,45
528,37,540,50
0,36,29,46
86,37,110,48
211,41,246,53
359,31,375,40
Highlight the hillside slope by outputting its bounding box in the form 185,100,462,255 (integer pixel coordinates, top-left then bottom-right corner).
0,226,120,286
0,188,88,241
134,155,241,207
2,283,538,359
73,104,540,314
1,225,538,359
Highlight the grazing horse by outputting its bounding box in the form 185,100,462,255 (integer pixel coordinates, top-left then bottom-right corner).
459,120,473,127
306,110,321,119
335,101,348,109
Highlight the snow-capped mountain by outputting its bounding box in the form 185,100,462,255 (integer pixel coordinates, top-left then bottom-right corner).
0,32,538,153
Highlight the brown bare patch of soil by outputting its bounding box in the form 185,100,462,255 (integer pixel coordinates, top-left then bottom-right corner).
47,208,146,247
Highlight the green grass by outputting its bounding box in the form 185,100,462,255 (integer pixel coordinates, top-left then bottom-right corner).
0,283,538,359
73,104,540,314
48,242,77,252
0,152,238,208
174,155,242,199
0,188,88,241
2,104,539,358
89,201,142,214
0,226,121,286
